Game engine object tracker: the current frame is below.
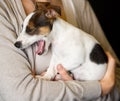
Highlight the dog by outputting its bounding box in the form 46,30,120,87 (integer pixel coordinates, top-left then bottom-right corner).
14,2,108,80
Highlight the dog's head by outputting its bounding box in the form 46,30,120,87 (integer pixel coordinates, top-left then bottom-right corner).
14,2,61,51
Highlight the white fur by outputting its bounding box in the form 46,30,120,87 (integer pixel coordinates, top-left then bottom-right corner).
41,17,107,80
16,14,107,80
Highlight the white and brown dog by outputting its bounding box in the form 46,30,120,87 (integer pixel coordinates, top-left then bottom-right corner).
14,2,108,80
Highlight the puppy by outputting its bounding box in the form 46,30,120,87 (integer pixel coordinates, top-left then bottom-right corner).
14,2,108,80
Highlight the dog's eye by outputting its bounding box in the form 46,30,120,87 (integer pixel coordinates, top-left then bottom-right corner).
26,26,33,33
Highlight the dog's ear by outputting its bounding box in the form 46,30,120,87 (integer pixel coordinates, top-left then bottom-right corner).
49,5,61,16
45,9,59,19
35,2,50,10
45,5,61,19
35,2,61,16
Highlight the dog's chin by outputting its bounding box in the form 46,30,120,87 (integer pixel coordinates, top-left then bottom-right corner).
35,40,46,55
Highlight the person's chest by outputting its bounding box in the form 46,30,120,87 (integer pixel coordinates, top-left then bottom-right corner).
35,48,52,75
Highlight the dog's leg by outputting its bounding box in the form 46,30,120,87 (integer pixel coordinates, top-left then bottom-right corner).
40,56,57,80
41,67,57,80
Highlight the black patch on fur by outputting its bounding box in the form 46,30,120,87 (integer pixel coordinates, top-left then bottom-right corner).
90,44,108,64
33,11,51,27
33,11,53,30
35,2,61,15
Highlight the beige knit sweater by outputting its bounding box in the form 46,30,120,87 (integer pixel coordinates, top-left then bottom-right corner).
0,0,119,101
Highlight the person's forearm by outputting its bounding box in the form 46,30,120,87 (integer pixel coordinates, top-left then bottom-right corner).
100,52,116,96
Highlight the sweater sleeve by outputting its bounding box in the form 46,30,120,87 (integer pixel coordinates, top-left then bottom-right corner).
0,48,101,101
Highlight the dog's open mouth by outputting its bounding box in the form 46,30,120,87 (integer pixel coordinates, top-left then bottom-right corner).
36,40,45,55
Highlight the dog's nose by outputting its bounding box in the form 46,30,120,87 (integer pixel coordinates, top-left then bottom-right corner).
14,41,22,48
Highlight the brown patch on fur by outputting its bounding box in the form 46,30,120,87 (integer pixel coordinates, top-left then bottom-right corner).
26,21,36,35
28,21,35,30
38,26,50,35
35,2,61,16
35,1,66,20
51,0,66,19
35,2,50,10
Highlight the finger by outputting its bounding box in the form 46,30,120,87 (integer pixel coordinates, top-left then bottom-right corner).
54,74,62,81
57,64,73,81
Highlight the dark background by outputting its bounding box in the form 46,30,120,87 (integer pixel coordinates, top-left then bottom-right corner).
88,0,120,59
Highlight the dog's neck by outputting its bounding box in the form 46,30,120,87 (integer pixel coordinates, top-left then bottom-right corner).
51,17,77,36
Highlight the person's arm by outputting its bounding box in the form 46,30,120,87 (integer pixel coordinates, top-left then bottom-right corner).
100,52,116,96
0,36,101,101
56,52,116,96
0,41,101,101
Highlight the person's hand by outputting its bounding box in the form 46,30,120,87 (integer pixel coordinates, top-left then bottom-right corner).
39,64,73,81
54,64,73,81
100,52,116,96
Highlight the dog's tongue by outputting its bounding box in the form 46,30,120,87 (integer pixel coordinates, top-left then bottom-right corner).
36,40,45,55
